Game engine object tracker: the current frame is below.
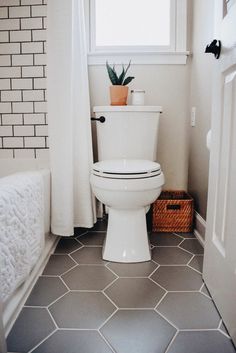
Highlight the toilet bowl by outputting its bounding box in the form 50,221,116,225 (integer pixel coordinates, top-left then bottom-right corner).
90,159,164,262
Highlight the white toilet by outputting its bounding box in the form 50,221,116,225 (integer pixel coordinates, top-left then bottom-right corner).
90,106,164,263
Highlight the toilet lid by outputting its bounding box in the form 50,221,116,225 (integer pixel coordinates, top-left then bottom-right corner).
92,159,161,179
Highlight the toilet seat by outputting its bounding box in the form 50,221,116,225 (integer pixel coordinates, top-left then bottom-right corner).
92,159,161,179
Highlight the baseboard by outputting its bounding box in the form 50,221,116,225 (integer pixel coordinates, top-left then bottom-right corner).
3,233,59,336
194,211,206,247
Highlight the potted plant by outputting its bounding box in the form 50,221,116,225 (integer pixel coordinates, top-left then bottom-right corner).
106,61,135,106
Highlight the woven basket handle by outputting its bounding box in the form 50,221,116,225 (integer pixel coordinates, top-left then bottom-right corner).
166,204,181,210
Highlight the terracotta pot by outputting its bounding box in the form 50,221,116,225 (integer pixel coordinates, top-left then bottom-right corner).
110,85,128,106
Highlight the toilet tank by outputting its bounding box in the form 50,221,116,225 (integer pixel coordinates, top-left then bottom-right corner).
93,106,162,161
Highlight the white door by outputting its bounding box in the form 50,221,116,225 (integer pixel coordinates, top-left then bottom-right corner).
203,0,236,345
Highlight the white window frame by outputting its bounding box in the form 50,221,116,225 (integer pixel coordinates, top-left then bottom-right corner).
86,0,189,65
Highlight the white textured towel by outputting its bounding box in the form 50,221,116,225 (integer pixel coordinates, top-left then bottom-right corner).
0,172,44,303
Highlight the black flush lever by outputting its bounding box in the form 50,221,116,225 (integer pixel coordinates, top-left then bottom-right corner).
91,116,106,123
205,39,221,59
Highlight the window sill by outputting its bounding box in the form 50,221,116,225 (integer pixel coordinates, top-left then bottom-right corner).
87,51,190,65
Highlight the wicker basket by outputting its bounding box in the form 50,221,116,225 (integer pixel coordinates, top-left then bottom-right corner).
152,191,194,232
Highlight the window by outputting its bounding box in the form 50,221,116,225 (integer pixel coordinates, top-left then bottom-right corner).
88,0,188,64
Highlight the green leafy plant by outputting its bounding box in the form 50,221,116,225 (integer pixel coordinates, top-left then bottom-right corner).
106,60,135,86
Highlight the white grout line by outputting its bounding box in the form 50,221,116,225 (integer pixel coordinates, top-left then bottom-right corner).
177,245,195,256
47,290,70,308
149,277,168,292
164,330,179,353
186,254,195,265
148,264,160,278
46,307,59,329
102,290,119,310
155,291,168,308
178,238,186,246
58,263,78,276
104,263,120,277
155,308,179,331
154,291,168,309
28,328,58,353
218,328,231,339
77,245,103,247
98,330,117,353
218,319,223,329
98,308,119,330
178,328,220,332
102,277,119,291
59,275,71,291
23,305,46,309
187,263,203,275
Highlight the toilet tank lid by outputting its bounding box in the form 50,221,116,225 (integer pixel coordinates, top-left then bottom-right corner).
93,106,163,113
92,159,161,174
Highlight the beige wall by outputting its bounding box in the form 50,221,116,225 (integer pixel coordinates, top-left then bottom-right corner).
88,64,190,190
188,0,215,220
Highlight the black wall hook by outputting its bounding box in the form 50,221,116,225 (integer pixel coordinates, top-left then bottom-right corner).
91,116,106,123
205,39,221,59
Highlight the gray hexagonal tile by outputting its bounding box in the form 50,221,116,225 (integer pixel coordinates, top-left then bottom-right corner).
180,239,204,254
150,233,182,246
157,292,220,329
151,266,203,291
32,330,113,353
54,238,82,254
105,278,165,308
189,255,203,273
167,331,236,353
152,247,192,265
107,261,157,277
101,310,176,353
7,307,56,353
78,231,106,246
49,292,116,329
70,247,106,264
42,254,76,275
175,232,195,238
25,276,68,306
62,265,116,290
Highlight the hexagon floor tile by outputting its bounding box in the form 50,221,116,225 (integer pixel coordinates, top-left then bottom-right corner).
7,307,56,353
70,247,106,265
101,310,176,353
105,278,165,308
32,330,113,353
152,246,192,265
7,226,236,353
151,265,203,291
62,265,116,290
42,254,76,275
149,233,183,246
49,292,116,329
157,292,221,329
167,331,236,353
78,231,106,246
107,261,157,277
25,276,68,306
180,239,204,254
189,254,204,273
54,237,82,254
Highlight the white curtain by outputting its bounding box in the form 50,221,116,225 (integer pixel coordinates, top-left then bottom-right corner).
47,0,96,236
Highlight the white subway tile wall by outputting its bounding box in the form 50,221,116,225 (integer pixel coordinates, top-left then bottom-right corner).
0,0,47,158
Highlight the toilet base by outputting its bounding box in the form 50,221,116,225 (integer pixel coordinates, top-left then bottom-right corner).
103,207,151,263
